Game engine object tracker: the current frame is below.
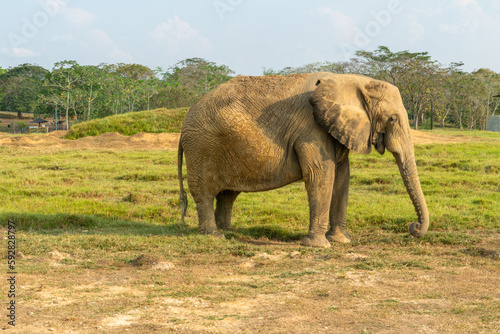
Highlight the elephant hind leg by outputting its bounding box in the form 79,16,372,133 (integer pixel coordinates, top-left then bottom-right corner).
215,190,240,230
193,194,224,238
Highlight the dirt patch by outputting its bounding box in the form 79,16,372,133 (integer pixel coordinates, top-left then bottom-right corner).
0,131,180,150
0,130,475,151
129,254,175,270
10,244,500,333
409,130,475,144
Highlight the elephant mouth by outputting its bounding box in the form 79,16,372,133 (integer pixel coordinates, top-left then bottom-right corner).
372,132,385,155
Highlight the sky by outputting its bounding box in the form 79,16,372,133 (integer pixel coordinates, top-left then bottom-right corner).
1,0,500,75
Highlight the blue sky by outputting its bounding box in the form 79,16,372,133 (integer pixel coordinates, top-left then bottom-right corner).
1,0,499,75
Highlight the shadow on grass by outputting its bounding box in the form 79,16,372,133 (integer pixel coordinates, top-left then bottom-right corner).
232,225,304,243
0,212,303,243
0,212,198,236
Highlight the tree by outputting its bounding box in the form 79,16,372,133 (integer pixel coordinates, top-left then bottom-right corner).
473,68,500,127
103,63,158,114
115,63,155,81
0,64,49,118
165,58,234,97
74,65,102,121
354,46,433,85
263,60,362,76
139,76,161,111
150,85,196,109
46,60,80,129
353,46,445,129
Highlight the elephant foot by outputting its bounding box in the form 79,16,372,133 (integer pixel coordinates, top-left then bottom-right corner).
301,235,331,248
216,222,233,231
199,227,226,239
326,228,351,243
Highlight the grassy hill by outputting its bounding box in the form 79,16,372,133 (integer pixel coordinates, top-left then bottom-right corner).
65,108,188,139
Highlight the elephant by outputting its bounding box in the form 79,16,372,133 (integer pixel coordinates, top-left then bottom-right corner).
177,72,429,248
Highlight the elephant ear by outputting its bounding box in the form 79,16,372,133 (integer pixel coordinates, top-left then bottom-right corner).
310,78,372,154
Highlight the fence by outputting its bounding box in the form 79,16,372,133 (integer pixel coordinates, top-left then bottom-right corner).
486,116,500,132
0,121,71,134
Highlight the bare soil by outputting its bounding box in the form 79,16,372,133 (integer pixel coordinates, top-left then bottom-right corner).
0,131,181,150
6,244,500,333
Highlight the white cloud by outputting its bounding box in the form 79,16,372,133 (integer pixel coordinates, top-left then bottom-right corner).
90,29,113,45
52,34,74,43
407,14,424,43
449,0,499,33
89,29,133,63
452,0,482,15
493,0,500,10
39,1,94,28
40,0,67,16
151,16,197,41
1,47,38,58
439,24,459,34
314,7,357,42
150,16,212,53
414,7,444,16
65,7,96,28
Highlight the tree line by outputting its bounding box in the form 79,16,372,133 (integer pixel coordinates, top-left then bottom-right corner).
1,47,499,130
265,46,500,130
0,58,233,129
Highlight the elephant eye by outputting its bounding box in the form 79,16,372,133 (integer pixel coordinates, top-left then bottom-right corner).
388,115,398,125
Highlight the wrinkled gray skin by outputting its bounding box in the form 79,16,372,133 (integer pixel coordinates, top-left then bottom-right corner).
178,73,429,247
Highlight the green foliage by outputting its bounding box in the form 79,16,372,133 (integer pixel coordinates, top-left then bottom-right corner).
0,58,232,124
0,63,49,118
163,57,234,97
16,121,28,132
64,107,188,139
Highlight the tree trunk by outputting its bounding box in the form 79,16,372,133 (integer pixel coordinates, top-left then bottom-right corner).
88,84,93,121
66,91,70,130
440,107,450,127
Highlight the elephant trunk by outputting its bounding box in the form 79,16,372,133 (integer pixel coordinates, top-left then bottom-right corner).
393,144,429,237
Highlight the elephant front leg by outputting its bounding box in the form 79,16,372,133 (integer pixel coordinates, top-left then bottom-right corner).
327,155,351,243
215,190,240,230
300,164,335,248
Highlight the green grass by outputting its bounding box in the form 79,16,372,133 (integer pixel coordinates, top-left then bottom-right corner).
64,108,188,139
1,138,498,250
419,128,500,139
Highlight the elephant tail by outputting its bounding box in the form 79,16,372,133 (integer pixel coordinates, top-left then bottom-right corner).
178,140,188,222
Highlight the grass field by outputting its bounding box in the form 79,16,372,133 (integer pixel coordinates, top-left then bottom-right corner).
0,127,499,333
